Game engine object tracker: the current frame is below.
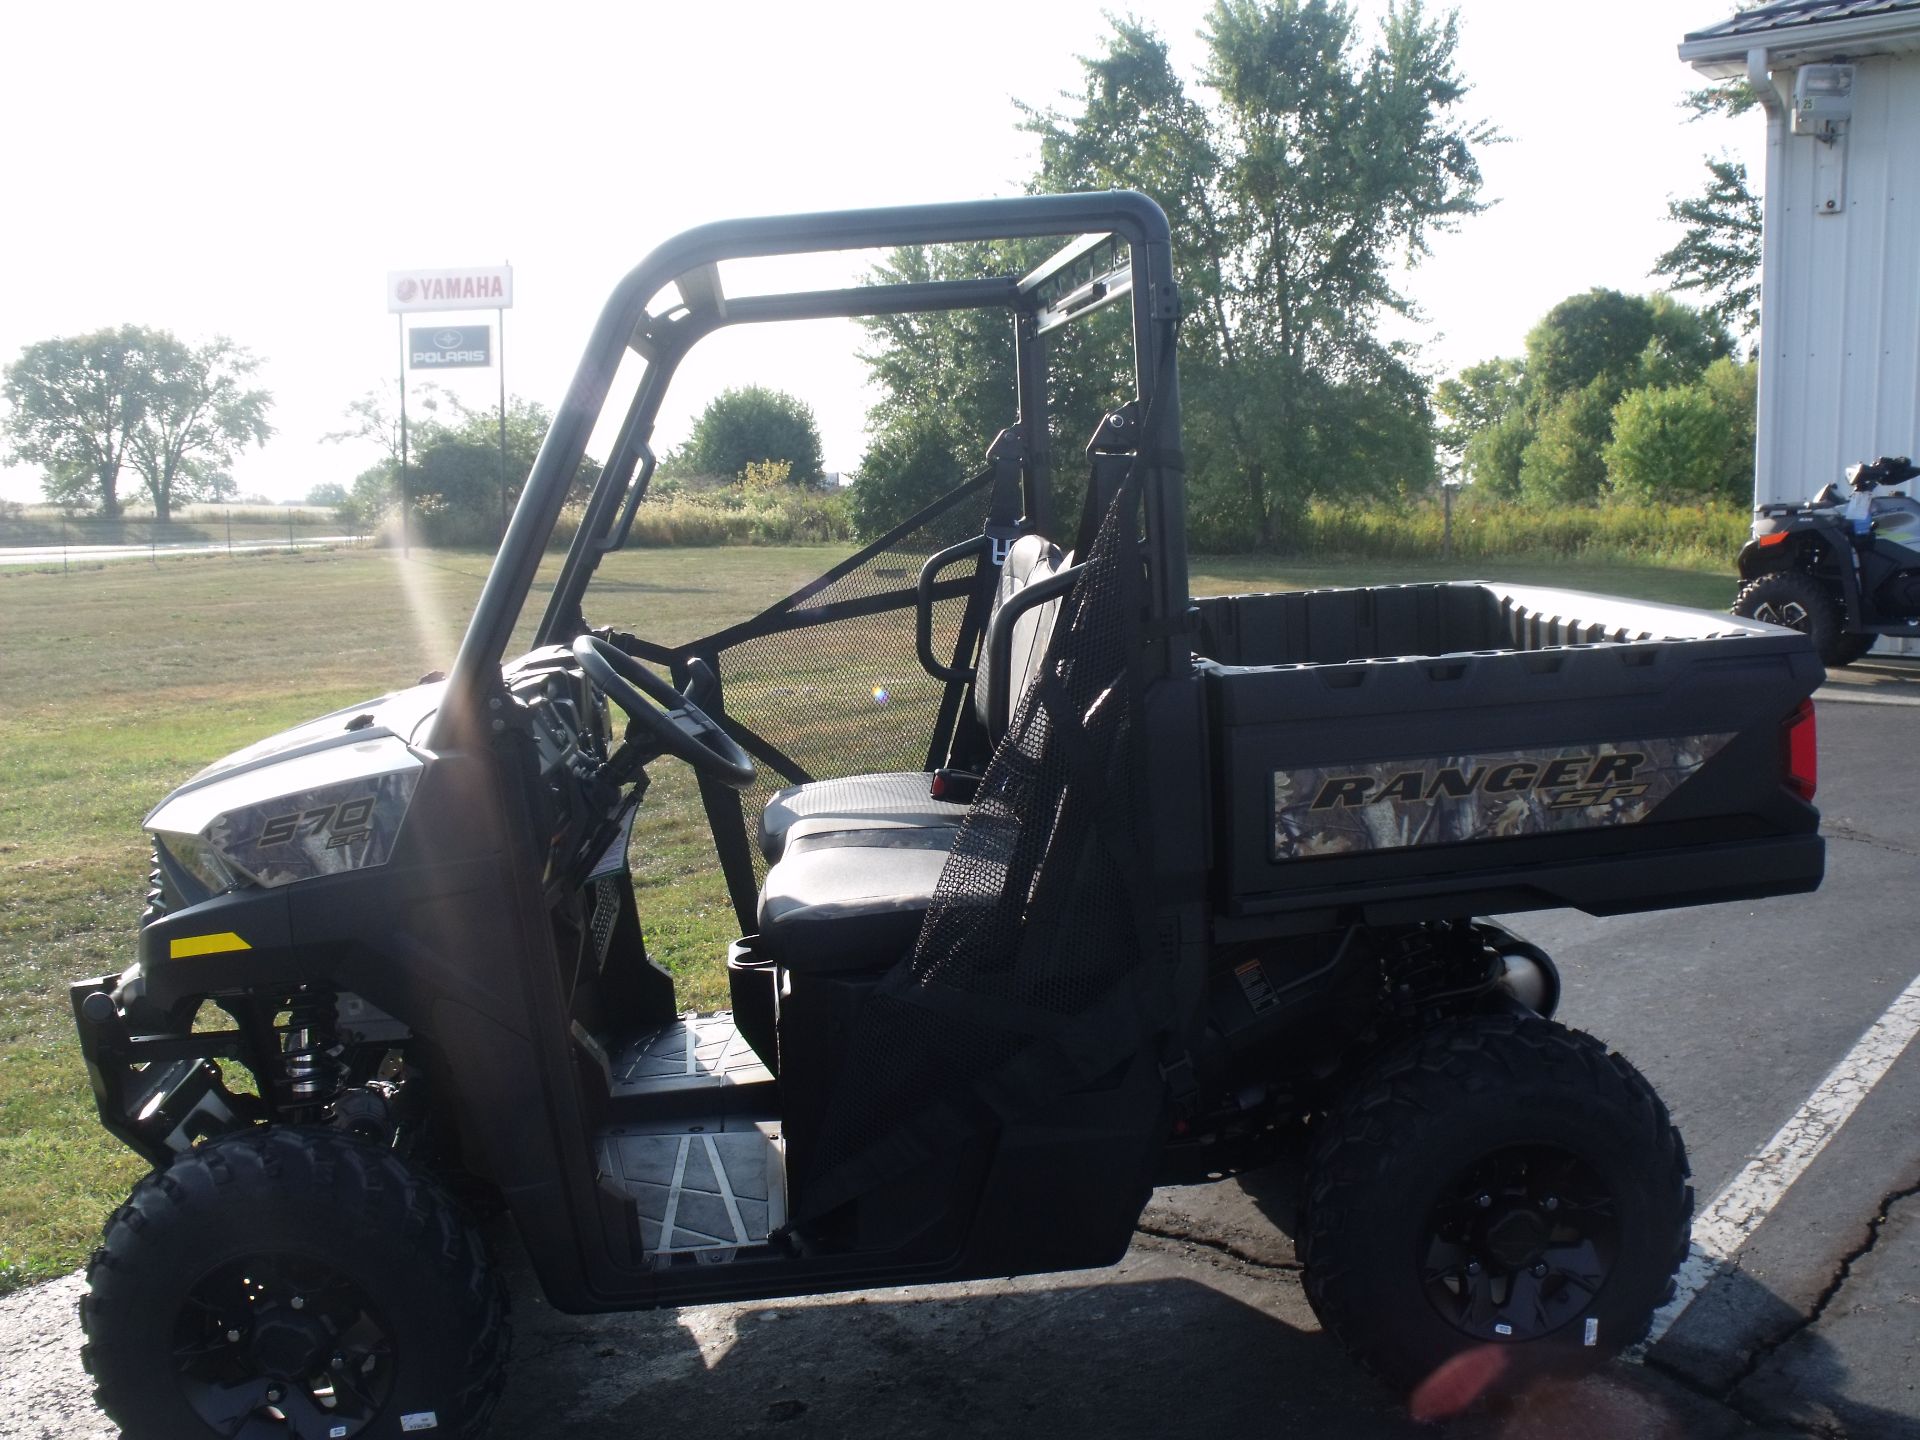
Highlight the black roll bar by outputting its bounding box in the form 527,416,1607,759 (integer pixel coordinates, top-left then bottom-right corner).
430,191,1180,753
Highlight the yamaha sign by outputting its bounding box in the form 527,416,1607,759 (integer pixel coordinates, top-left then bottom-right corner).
386,265,513,313
409,325,492,370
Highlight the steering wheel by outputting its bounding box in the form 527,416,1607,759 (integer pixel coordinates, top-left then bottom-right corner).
570,635,756,790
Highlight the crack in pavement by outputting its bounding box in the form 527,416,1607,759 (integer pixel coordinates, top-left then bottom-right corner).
1823,824,1920,860
1649,1177,1920,1438
1131,1222,1304,1276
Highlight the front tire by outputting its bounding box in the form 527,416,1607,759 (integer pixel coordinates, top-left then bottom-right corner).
1300,1015,1691,1412
81,1128,509,1439
1732,569,1871,666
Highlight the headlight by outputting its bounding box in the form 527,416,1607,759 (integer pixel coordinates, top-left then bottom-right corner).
153,833,238,897
144,736,424,891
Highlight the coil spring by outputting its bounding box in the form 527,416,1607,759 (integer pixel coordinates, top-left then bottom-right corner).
277,989,346,1111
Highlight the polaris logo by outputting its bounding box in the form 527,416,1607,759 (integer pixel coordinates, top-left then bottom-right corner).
408,324,492,370
1310,752,1649,813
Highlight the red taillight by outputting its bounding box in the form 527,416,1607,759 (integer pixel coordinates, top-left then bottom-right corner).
1757,530,1791,548
1783,698,1818,802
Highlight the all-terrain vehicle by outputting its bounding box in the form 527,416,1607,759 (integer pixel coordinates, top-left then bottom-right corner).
70,193,1826,1438
1733,454,1920,665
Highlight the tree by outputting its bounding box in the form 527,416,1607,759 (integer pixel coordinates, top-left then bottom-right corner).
411,396,597,546
1652,157,1762,340
1017,2,1492,544
1461,406,1531,498
305,481,351,506
1519,379,1614,506
324,381,449,470
851,3,1493,549
680,386,824,487
1699,354,1759,497
1435,357,1527,452
1435,356,1530,493
324,386,585,545
1605,384,1737,501
2,326,157,517
1651,77,1764,340
1442,290,1731,504
1527,290,1662,399
123,336,272,521
850,411,975,542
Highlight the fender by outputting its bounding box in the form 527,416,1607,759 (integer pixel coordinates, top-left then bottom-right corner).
1736,536,1779,580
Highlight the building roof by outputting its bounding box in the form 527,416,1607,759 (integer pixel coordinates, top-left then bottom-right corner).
1686,0,1920,43
1681,0,1920,73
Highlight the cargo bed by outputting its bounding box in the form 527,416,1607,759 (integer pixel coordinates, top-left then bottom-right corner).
1193,581,1824,938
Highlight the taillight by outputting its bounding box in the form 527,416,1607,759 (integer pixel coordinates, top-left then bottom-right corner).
1783,698,1817,802
1757,530,1791,548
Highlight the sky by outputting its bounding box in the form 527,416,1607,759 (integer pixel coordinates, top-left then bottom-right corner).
0,0,1761,505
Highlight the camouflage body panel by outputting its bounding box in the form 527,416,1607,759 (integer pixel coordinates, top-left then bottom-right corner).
1272,734,1735,860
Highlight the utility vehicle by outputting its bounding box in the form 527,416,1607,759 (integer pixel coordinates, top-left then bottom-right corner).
71,193,1825,1438
1733,454,1920,664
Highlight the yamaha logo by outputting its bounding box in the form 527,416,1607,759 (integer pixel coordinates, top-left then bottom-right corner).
387,268,512,312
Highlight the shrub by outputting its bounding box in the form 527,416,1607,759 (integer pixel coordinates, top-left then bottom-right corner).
1605,384,1736,502
1520,379,1614,505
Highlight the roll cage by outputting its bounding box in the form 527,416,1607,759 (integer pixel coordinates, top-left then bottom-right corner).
428,191,1186,758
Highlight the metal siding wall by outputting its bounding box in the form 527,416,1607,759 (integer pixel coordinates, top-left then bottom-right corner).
1760,54,1920,506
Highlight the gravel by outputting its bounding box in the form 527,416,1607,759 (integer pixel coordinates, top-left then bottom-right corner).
0,1272,115,1440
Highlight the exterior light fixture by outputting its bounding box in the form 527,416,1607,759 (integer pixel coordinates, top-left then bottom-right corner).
1792,63,1855,140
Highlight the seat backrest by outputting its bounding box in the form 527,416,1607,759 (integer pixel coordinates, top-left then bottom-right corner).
971,534,1069,738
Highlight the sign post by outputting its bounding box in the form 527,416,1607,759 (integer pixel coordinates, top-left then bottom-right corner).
396,316,410,557
498,275,509,541
386,264,515,555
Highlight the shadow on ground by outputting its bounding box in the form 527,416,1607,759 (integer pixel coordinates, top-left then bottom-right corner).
485,1170,1759,1440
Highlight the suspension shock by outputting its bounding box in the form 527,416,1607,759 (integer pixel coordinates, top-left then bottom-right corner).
274,988,347,1117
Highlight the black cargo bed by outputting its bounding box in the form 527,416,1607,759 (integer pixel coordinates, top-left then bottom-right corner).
1193,582,1824,938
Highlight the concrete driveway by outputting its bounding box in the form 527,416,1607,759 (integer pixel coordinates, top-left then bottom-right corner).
5,658,1916,1440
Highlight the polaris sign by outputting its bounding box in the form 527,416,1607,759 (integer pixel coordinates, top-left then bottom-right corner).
386,265,514,313
409,325,492,370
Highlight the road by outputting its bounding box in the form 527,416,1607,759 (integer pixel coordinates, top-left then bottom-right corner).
0,537,358,568
3,657,1916,1440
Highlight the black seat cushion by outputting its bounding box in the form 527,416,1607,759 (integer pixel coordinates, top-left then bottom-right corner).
757,771,965,863
755,535,1069,867
756,824,948,972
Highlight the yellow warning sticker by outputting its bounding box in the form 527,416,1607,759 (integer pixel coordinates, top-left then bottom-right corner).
168,932,252,959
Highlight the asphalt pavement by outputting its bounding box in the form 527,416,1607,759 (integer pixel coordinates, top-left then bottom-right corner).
3,657,1916,1440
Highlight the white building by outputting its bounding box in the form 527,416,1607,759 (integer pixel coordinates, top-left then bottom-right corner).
1680,1,1920,508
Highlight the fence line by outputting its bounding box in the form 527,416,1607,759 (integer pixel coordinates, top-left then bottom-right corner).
0,509,369,571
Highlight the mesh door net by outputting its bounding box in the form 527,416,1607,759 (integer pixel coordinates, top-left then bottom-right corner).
798,482,1163,1221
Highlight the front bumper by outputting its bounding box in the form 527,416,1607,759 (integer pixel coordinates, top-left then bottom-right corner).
69,975,259,1166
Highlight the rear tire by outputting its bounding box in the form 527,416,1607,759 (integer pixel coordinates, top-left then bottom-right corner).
1732,570,1871,666
1300,1015,1691,1414
81,1127,508,1440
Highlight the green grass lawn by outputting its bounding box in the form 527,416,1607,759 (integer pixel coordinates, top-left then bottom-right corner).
0,541,1738,1291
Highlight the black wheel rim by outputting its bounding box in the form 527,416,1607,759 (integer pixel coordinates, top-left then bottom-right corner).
1750,598,1810,631
172,1252,394,1438
1418,1145,1619,1343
